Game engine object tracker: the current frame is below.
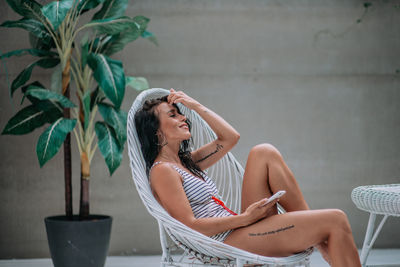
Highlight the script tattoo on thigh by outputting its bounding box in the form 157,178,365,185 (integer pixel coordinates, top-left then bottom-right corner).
196,144,223,163
248,225,295,237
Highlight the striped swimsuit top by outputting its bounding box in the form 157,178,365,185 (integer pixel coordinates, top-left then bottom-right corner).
151,161,236,242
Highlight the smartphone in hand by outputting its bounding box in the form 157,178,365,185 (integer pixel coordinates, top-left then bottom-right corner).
261,190,286,207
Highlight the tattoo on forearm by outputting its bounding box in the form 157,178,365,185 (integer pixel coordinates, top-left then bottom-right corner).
196,144,223,163
248,225,295,237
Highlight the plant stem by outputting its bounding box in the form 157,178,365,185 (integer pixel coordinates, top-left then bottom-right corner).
62,56,73,219
64,131,73,218
79,152,90,219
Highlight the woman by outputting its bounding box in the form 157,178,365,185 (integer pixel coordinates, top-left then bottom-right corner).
134,89,361,267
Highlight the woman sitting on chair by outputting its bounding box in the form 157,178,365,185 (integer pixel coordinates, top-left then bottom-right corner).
134,89,361,267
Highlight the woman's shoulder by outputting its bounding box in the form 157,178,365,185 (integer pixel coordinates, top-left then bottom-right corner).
149,161,181,181
149,162,184,192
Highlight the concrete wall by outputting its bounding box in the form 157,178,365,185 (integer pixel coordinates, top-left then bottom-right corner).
1,0,399,258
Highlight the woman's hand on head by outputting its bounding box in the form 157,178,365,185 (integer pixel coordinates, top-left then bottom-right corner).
168,88,201,110
241,198,279,226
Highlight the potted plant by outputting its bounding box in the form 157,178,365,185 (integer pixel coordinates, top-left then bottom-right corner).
1,0,156,266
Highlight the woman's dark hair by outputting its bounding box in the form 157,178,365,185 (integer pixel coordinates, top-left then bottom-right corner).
134,95,204,178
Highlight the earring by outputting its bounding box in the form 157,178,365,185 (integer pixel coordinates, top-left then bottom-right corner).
156,132,168,147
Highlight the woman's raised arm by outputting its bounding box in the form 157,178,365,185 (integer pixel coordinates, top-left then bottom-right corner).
167,89,240,170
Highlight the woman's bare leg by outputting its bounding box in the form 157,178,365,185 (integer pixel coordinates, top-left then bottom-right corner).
240,143,358,264
224,209,361,267
241,144,308,212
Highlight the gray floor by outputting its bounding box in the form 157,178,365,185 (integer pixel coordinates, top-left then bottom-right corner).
0,249,399,267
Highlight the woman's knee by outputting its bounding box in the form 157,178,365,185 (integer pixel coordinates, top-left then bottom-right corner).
249,143,282,160
327,209,352,234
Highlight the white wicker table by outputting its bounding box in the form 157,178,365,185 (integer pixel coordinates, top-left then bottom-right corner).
351,184,400,267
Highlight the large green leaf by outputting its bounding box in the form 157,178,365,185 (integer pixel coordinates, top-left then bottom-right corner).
50,66,62,93
11,63,36,97
2,105,50,135
37,101,64,119
81,39,90,68
1,19,52,41
97,103,127,146
5,0,42,20
92,0,129,20
25,86,76,108
10,57,60,96
19,83,64,122
77,0,105,13
0,48,57,59
87,53,125,109
95,121,122,175
21,81,43,103
41,0,74,31
131,16,158,46
36,57,60,68
29,32,55,50
101,22,141,56
21,81,42,104
90,86,105,111
133,16,150,35
84,16,139,36
141,30,159,46
37,118,77,167
21,82,64,115
126,76,149,91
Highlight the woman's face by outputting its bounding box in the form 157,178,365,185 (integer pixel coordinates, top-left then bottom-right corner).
155,102,190,143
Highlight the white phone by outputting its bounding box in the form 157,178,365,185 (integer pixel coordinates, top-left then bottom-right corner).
261,190,286,207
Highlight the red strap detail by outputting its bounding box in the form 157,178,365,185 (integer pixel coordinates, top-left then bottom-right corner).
211,196,237,216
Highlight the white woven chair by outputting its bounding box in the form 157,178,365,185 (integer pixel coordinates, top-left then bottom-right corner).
351,184,400,267
127,88,313,267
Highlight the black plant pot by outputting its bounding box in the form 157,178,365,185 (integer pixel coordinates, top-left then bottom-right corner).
45,215,112,267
